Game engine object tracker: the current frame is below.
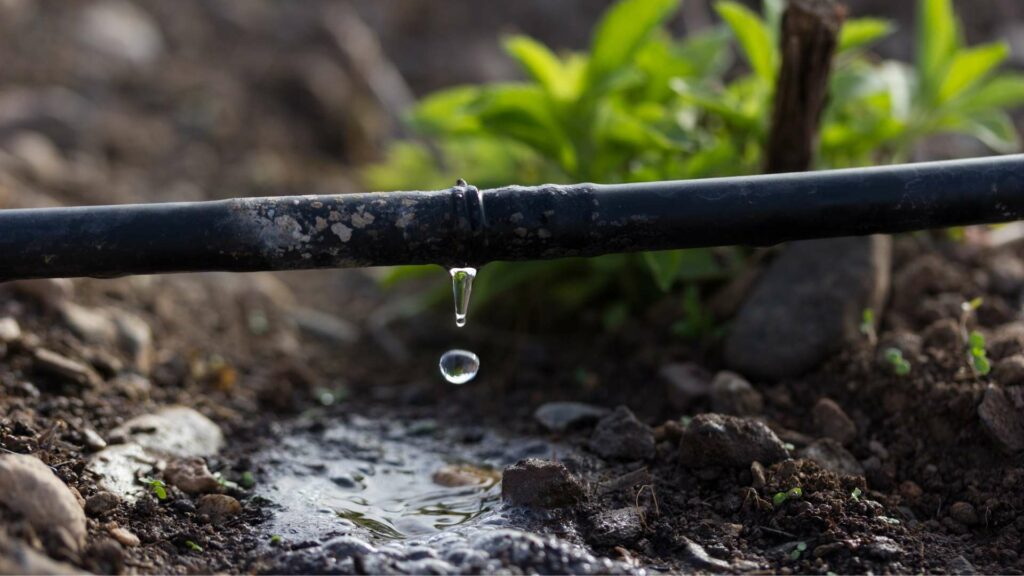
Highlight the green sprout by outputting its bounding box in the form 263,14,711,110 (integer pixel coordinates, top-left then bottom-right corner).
270,534,283,546
859,308,877,345
772,486,803,507
144,478,167,500
851,487,863,501
883,348,911,376
968,330,991,376
772,491,788,506
789,541,807,561
241,471,256,489
787,486,803,499
185,540,203,553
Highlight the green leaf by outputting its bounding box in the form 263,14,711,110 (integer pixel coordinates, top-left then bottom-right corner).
916,0,960,100
952,73,1024,112
643,250,683,292
968,330,986,350
938,43,1009,103
504,36,581,102
474,83,575,170
408,86,482,135
715,1,777,84
839,18,895,53
588,0,678,87
954,109,1020,153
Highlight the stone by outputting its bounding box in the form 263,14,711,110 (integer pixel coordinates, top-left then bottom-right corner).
78,0,163,67
501,459,586,509
85,491,120,517
709,371,763,416
82,428,107,452
660,362,712,412
109,527,140,547
801,438,864,477
947,555,975,575
533,402,609,433
587,508,642,548
59,302,117,346
812,398,857,445
0,454,87,551
588,405,655,460
164,457,221,494
196,494,241,522
33,347,101,387
88,406,223,500
723,236,891,380
994,355,1024,387
978,385,1024,453
324,536,377,558
948,501,979,526
0,317,21,343
0,534,79,574
110,405,224,458
681,537,732,572
112,310,153,374
9,278,73,309
678,413,789,468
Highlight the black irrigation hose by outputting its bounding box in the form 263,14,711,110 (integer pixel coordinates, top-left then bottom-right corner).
0,155,1022,281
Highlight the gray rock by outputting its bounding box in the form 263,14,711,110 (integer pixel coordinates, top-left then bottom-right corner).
710,371,763,416
88,406,224,499
534,402,609,433
994,355,1024,387
85,491,120,517
33,347,101,387
863,536,902,561
324,535,376,558
587,507,643,548
164,457,221,495
660,362,712,412
681,537,732,572
196,494,241,522
0,454,87,552
988,253,1024,295
978,385,1024,453
0,317,21,343
82,428,107,452
812,398,857,445
678,413,789,468
59,302,117,346
723,236,891,380
589,406,655,460
501,459,586,509
0,534,79,574
78,0,163,67
801,438,864,477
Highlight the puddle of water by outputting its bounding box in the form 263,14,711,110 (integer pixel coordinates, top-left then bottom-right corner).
256,418,511,543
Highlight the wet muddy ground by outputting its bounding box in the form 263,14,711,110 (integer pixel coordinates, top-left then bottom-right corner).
1,1,1024,574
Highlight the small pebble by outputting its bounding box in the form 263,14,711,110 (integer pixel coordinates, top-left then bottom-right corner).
109,527,140,547
949,501,979,526
196,494,241,522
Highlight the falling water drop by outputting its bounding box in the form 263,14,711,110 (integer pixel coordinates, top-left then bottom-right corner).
449,267,476,328
439,349,480,384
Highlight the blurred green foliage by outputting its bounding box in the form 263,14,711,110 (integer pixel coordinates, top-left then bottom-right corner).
365,0,1024,331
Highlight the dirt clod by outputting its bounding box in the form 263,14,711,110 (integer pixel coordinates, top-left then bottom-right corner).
812,397,857,445
501,459,586,509
196,494,242,523
589,405,655,461
678,413,789,468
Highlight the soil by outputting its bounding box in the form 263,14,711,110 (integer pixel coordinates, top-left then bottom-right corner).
1,1,1023,574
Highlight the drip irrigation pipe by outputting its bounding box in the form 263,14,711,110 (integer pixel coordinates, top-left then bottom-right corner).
0,155,1021,281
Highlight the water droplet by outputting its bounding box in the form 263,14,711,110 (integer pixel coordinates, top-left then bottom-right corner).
439,349,479,385
449,267,476,328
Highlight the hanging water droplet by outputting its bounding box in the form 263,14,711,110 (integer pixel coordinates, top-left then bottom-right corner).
439,349,480,385
449,267,476,328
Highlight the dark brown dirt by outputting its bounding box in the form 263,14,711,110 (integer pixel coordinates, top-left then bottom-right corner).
1,1,1023,574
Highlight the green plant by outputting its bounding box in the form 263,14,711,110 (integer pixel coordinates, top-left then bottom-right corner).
366,0,1024,328
185,540,203,553
851,486,863,501
884,347,912,376
859,308,877,345
789,541,808,561
270,534,283,546
240,471,256,489
968,330,991,376
772,486,803,506
144,478,167,500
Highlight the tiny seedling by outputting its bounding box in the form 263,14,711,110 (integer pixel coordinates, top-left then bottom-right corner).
772,487,803,507
968,330,991,376
240,471,256,489
883,348,911,376
144,478,167,500
185,540,203,553
859,308,877,346
851,487,863,501
270,534,283,546
789,541,807,561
